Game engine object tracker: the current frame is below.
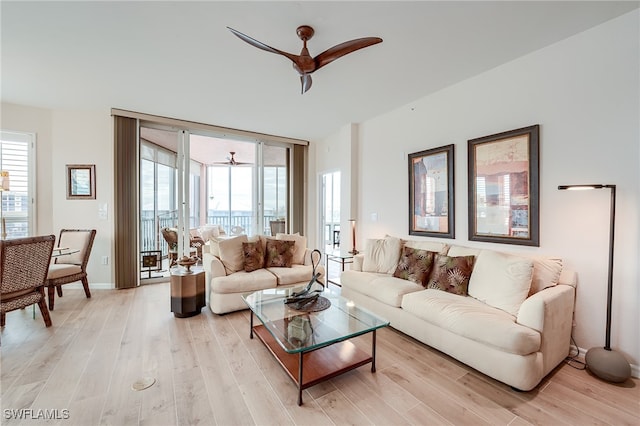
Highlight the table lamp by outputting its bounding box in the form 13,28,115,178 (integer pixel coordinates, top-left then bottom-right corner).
558,184,631,382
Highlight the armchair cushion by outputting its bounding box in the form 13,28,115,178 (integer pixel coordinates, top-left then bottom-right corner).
47,264,82,279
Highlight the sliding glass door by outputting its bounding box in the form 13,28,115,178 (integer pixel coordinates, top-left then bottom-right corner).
139,125,291,279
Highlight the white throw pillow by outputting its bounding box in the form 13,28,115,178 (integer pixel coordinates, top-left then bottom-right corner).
199,225,219,241
468,250,533,316
447,245,483,257
403,239,449,254
276,232,307,265
529,257,563,296
362,236,402,274
218,235,248,274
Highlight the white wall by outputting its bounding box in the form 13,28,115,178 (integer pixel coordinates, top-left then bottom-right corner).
319,11,639,369
1,104,114,285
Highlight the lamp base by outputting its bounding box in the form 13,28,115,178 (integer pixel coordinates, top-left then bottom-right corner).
585,346,631,383
348,249,359,255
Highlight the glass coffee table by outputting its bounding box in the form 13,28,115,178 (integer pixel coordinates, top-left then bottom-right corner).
242,287,389,405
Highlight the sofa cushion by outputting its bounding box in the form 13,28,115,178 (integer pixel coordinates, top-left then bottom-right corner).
218,235,248,274
447,245,482,257
276,233,307,265
468,250,533,316
242,241,265,272
211,268,277,294
529,257,563,296
265,239,295,267
268,265,315,285
362,235,402,274
341,270,424,307
426,254,475,296
401,290,541,355
403,239,449,254
393,247,436,286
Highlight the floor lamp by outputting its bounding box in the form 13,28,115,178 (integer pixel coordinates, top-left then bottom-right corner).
558,184,631,383
0,170,9,239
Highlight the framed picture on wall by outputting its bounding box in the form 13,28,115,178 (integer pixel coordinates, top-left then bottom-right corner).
408,144,455,238
467,125,539,246
66,164,96,200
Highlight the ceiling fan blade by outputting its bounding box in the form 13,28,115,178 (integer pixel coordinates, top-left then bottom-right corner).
227,27,299,63
314,37,383,70
300,74,312,94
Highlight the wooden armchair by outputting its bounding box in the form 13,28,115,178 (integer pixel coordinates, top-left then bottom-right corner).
1,235,56,327
46,229,96,310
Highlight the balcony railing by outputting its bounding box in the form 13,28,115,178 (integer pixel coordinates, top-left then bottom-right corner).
140,211,282,257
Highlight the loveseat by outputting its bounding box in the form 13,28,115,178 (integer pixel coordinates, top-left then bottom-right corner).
340,236,576,391
202,233,325,314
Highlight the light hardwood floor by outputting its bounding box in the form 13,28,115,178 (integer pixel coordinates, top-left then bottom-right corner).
1,284,638,426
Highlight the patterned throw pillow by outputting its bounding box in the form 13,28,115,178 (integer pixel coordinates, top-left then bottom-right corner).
393,247,436,286
242,241,264,272
265,239,295,268
426,254,475,296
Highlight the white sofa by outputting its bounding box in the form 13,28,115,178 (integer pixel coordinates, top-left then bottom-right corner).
340,236,576,391
202,233,325,314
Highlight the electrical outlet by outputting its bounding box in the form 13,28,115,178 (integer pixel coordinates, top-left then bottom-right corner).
101,256,109,265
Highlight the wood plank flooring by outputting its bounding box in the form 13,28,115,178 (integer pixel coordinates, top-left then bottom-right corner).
1,283,638,425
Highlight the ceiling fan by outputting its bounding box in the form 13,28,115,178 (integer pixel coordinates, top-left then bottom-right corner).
227,25,382,94
214,152,252,166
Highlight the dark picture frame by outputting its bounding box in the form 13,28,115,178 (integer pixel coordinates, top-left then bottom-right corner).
408,144,455,238
66,164,96,200
467,125,539,246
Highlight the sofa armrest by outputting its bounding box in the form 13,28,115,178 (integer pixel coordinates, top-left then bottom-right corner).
352,254,365,271
517,284,576,374
517,284,575,332
202,252,226,278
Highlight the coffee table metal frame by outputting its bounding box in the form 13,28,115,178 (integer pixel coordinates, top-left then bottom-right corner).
243,288,389,405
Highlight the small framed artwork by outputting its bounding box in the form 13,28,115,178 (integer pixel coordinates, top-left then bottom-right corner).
408,144,455,238
468,125,539,246
66,164,96,200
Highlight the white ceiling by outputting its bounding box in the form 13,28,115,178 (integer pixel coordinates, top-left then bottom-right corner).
2,1,638,142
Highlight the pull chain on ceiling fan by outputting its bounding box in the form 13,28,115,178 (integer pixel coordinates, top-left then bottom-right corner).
227,25,383,94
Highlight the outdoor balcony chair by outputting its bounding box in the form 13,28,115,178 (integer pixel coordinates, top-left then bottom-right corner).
46,229,96,310
161,227,203,267
1,235,56,327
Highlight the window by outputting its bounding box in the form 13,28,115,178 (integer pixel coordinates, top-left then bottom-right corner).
0,130,34,238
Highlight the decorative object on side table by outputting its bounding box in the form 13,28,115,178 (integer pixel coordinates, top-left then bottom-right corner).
558,184,631,383
408,144,455,238
468,125,539,246
177,255,197,272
